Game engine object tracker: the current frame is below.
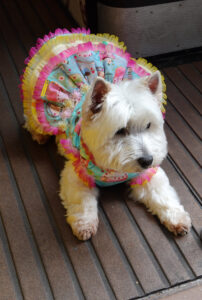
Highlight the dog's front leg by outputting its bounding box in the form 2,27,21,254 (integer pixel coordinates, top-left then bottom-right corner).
130,167,191,235
60,161,99,241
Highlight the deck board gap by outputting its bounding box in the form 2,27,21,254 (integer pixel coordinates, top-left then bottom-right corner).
122,203,170,287
0,210,24,300
0,33,21,78
192,61,202,74
43,0,78,28
166,99,201,141
85,241,117,300
165,121,201,167
28,0,50,31
0,1,201,296
0,51,22,126
99,205,145,295
164,74,201,116
3,0,36,42
192,62,202,75
15,0,46,37
167,156,202,206
176,65,202,95
46,143,63,177
45,150,144,297
0,135,55,300
159,225,196,279
0,2,29,56
165,79,202,139
0,77,84,299
20,133,86,300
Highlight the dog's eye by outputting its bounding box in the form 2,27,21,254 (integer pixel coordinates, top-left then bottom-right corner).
146,122,151,129
115,127,129,136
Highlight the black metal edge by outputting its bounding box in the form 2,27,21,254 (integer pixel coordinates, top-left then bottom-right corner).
86,0,98,32
146,47,202,69
97,0,183,9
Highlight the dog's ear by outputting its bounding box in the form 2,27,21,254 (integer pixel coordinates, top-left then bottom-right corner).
89,77,110,114
146,71,162,102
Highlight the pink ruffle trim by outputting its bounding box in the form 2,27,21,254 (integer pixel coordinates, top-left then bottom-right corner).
130,167,158,186
60,139,80,158
33,46,79,134
24,27,90,65
32,41,149,134
60,139,95,188
20,28,151,135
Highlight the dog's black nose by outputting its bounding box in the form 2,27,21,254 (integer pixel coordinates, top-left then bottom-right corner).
138,155,153,168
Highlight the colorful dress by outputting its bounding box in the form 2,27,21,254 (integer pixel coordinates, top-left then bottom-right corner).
20,28,167,188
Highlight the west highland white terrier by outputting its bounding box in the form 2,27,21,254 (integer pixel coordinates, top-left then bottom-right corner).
20,29,191,240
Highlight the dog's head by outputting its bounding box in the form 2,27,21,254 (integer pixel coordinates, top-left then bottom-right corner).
81,71,167,173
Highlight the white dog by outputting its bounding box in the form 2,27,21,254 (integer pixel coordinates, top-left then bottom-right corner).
59,73,191,240
21,29,191,240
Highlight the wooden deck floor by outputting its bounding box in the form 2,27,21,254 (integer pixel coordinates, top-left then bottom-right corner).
0,0,201,299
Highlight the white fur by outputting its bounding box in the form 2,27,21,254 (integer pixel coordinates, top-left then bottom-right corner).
60,161,99,240
28,71,191,240
82,75,167,172
59,73,191,240
130,167,191,235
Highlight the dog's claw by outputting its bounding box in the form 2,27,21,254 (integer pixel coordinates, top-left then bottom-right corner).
164,222,190,236
173,224,189,236
71,218,99,241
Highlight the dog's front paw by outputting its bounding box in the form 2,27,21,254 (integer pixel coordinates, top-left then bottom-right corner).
163,209,191,236
70,218,99,241
171,223,190,236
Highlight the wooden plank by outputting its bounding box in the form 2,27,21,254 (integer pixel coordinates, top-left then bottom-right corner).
0,2,110,298
15,0,46,37
1,0,34,53
0,5,25,73
0,34,24,124
0,77,80,300
34,101,202,297
165,77,202,139
126,158,202,280
30,0,58,31
0,205,22,300
0,0,201,298
164,67,202,114
126,200,194,284
174,232,202,277
166,103,202,166
178,63,202,93
44,0,77,29
100,187,168,293
23,132,113,300
46,142,142,299
0,136,52,300
162,160,202,236
92,213,141,299
193,61,202,73
24,136,140,300
0,13,112,300
165,125,202,198
163,161,202,277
